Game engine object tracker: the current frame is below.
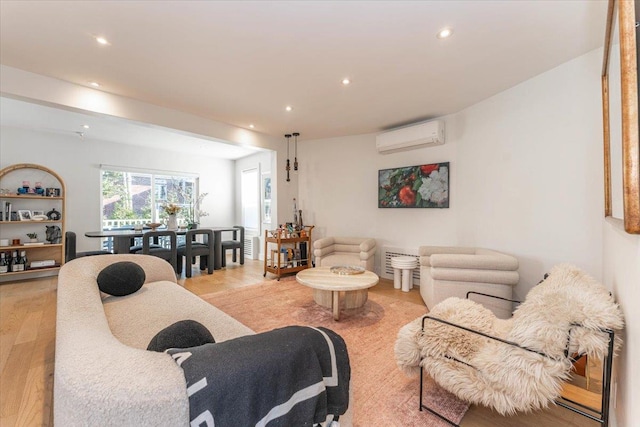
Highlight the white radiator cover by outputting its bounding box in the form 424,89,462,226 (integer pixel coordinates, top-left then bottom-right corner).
244,236,260,260
381,246,420,285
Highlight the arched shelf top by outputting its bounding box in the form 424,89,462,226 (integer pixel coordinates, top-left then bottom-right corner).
0,163,66,194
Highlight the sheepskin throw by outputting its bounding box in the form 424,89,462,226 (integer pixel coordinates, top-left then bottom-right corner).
395,264,624,416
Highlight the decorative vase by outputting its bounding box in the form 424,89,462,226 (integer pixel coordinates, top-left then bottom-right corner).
167,214,178,230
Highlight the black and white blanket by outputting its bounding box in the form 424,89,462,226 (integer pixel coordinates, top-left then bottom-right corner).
167,326,350,427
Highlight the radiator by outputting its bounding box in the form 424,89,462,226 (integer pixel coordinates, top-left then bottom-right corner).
244,236,260,260
381,246,420,285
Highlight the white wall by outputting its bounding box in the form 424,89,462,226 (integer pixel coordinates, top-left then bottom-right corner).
455,50,605,297
603,220,640,427
301,50,604,292
298,132,457,248
0,126,235,252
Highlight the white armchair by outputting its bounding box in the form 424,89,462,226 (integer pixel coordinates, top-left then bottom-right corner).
314,237,377,271
419,246,519,318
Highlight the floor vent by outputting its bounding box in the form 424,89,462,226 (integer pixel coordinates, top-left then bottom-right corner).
381,246,420,285
244,236,260,260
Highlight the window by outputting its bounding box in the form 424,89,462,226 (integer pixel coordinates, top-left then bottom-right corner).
101,167,198,230
241,168,259,232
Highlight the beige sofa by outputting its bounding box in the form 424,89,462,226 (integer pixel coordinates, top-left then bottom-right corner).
314,236,377,271
54,254,352,426
419,246,519,318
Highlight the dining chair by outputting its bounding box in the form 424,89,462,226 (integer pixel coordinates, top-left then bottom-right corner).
177,229,214,278
64,231,112,263
129,231,162,253
221,225,245,267
133,230,178,274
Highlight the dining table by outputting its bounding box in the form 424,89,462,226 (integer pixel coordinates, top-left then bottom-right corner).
84,226,238,270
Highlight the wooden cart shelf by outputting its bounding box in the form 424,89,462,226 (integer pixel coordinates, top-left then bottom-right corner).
263,225,314,280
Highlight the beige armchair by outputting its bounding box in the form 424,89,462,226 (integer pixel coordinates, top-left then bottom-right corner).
419,246,519,318
314,237,376,271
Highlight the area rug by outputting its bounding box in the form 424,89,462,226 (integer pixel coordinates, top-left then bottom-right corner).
201,277,470,427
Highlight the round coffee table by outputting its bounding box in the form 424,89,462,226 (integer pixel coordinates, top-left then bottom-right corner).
296,267,379,320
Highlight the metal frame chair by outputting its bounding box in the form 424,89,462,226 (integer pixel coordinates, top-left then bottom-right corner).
418,293,616,427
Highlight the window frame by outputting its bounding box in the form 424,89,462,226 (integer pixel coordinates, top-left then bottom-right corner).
100,164,199,230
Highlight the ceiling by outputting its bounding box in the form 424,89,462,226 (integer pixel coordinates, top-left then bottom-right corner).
0,96,263,159
0,0,608,153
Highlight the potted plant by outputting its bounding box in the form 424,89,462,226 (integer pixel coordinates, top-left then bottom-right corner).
185,192,209,229
26,232,38,243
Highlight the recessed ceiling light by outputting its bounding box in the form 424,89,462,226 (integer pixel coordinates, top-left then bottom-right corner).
342,78,351,85
82,124,90,129
249,124,255,129
96,36,109,45
285,106,293,112
88,81,100,87
436,27,453,39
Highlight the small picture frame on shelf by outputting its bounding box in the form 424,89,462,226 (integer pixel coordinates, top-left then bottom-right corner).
18,210,32,221
45,188,61,197
32,210,44,216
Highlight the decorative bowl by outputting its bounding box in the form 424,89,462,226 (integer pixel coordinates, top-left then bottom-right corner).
146,223,162,231
330,265,365,275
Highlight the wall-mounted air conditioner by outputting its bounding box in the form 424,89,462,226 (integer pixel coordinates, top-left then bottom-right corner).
376,120,445,154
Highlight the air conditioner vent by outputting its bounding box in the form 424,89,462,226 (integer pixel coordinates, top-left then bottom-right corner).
376,120,445,154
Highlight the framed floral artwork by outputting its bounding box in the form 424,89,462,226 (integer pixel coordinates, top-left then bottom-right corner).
378,162,449,208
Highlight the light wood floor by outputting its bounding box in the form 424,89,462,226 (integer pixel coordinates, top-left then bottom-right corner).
0,258,600,427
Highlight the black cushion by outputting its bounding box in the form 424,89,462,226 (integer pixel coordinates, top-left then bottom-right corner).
97,261,146,296
147,320,215,352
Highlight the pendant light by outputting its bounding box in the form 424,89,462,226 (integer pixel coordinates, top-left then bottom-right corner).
293,132,299,171
285,134,292,182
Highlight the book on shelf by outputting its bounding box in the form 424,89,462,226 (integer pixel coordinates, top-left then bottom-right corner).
3,201,12,221
23,242,45,246
30,260,56,268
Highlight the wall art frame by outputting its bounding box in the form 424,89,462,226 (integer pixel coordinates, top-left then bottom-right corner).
378,162,449,208
602,0,639,233
17,210,32,221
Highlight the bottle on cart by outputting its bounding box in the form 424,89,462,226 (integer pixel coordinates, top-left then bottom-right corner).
0,252,8,274
9,250,19,272
292,198,298,229
19,250,28,271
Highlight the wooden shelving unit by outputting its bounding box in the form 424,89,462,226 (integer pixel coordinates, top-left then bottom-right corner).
263,225,313,280
0,163,66,281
